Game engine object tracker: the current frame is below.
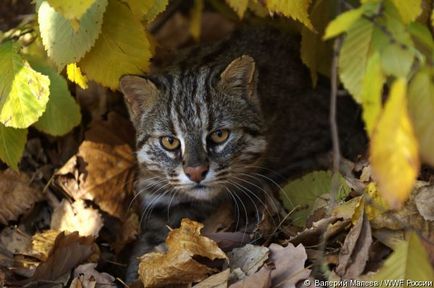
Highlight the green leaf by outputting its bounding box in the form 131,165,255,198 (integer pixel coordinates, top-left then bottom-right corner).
323,7,364,40
377,1,415,77
408,68,434,167
266,0,314,31
390,0,422,24
408,22,434,54
33,65,81,136
361,51,384,136
46,0,97,20
37,0,108,69
339,18,374,102
226,0,249,18
79,0,153,89
0,123,27,169
0,41,50,129
280,171,350,227
371,232,434,282
125,0,169,22
301,0,336,85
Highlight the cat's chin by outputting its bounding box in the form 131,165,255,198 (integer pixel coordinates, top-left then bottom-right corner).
184,185,222,201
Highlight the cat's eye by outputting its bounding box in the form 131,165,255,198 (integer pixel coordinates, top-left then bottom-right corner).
209,129,230,144
160,136,180,151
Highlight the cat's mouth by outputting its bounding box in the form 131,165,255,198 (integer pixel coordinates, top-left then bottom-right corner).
180,183,223,201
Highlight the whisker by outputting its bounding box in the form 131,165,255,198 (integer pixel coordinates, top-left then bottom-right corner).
223,187,241,232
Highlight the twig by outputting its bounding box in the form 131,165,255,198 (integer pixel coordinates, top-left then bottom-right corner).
315,2,343,277
148,0,184,34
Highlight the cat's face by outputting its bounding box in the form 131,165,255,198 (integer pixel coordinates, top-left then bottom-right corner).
120,56,267,201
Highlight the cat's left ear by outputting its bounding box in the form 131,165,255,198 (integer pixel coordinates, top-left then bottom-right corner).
219,55,258,102
120,75,160,126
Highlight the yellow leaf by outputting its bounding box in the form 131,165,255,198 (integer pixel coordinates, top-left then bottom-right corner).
390,0,422,23
408,68,434,166
364,182,388,220
361,52,384,135
370,78,419,209
323,7,364,40
67,63,88,89
190,0,204,41
226,0,249,18
125,0,169,23
47,0,96,20
78,0,153,89
139,219,227,287
266,0,314,31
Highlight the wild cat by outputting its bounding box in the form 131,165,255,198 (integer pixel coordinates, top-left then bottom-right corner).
119,25,362,282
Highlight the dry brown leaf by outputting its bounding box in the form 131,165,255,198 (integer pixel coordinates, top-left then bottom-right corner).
138,218,227,287
229,265,272,288
31,230,61,261
55,140,136,219
51,199,103,237
0,227,32,256
193,268,230,288
228,244,269,276
84,112,135,148
70,263,116,288
20,232,97,285
336,207,372,278
414,185,434,221
0,169,43,224
269,243,311,288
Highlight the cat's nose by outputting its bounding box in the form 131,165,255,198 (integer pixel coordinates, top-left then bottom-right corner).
184,165,209,183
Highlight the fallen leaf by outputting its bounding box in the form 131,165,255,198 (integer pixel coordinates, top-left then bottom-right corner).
0,169,43,224
70,263,116,288
228,244,269,276
193,268,230,288
0,227,32,256
414,184,434,221
55,139,136,219
336,204,372,278
51,199,103,237
138,219,227,287
269,243,311,288
230,265,272,288
24,232,97,284
31,230,60,261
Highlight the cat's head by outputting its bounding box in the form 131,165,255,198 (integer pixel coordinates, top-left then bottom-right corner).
120,55,267,201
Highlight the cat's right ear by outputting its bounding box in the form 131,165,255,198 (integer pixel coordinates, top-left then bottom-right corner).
119,75,159,126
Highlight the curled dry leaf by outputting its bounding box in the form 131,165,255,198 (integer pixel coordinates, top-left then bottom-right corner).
31,230,60,261
51,199,103,237
70,263,116,288
0,169,43,225
269,243,311,288
336,202,372,278
414,184,434,221
193,268,230,288
55,141,136,219
20,232,98,285
138,219,227,287
230,265,272,288
228,244,269,276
